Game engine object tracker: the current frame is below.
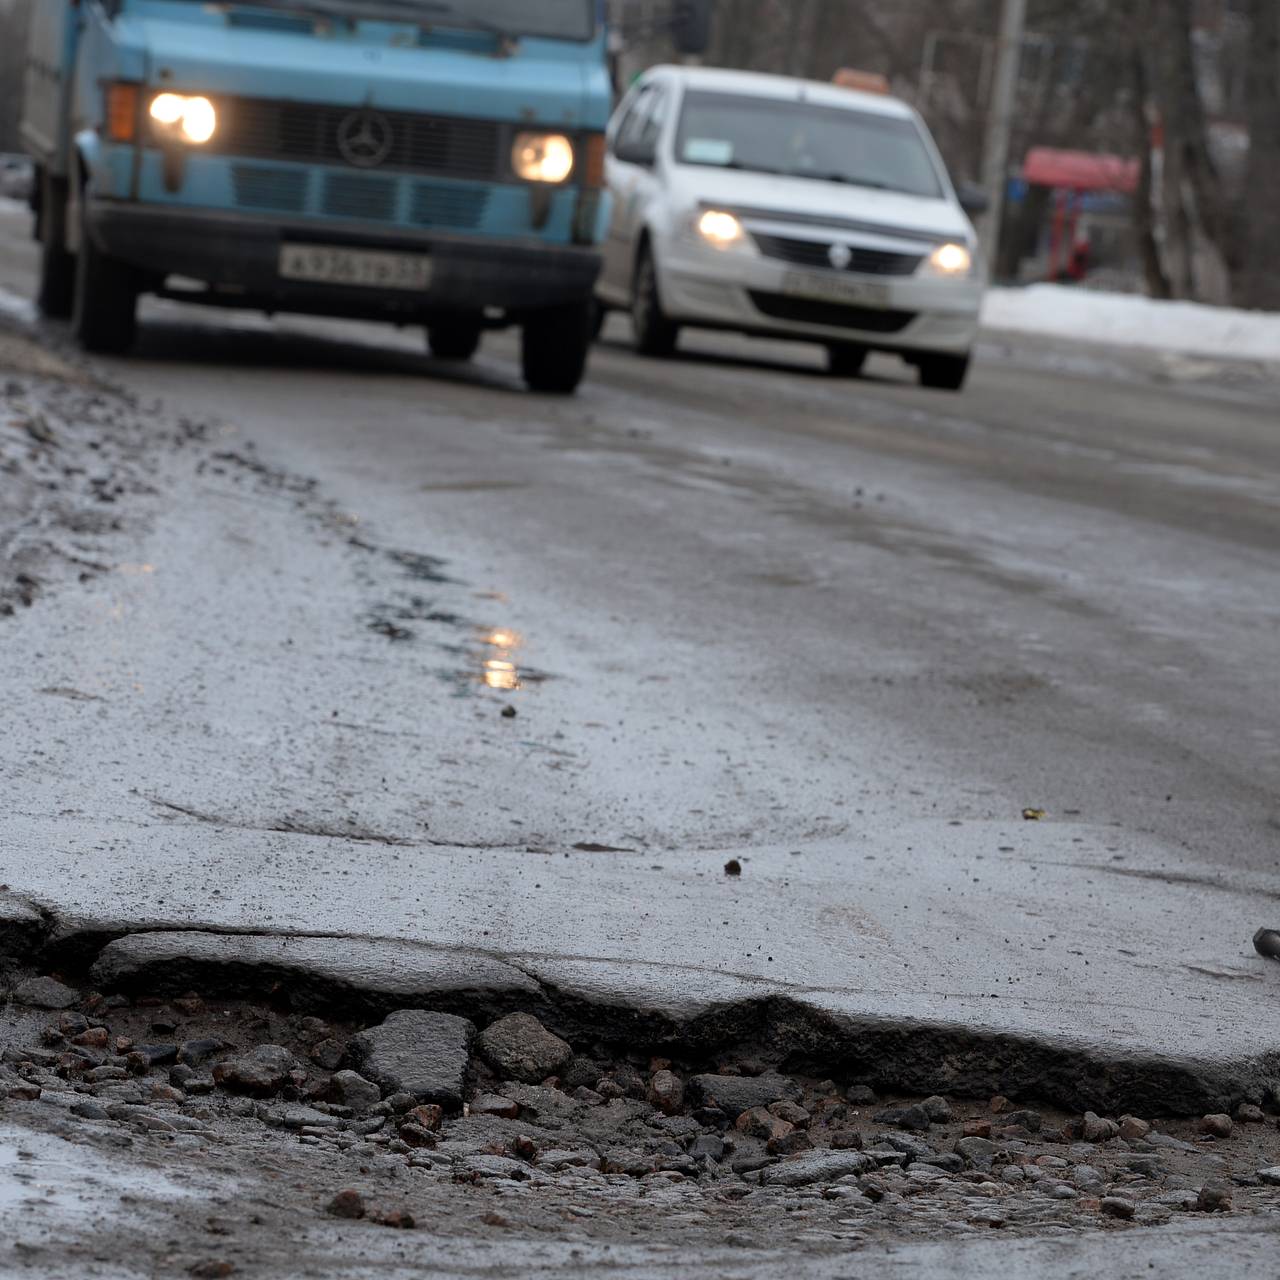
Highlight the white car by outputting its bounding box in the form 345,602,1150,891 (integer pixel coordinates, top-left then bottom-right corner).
597,66,986,390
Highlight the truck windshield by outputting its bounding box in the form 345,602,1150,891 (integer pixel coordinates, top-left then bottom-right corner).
170,0,596,41
675,92,945,199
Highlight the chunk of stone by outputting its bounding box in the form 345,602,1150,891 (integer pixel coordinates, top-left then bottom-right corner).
1234,1103,1265,1124
177,1040,226,1069
758,1150,877,1187
874,1104,932,1132
1101,1196,1136,1220
1082,1112,1119,1143
955,1136,998,1170
1118,1115,1151,1142
922,1096,953,1124
470,1093,520,1119
349,1010,475,1110
1257,1168,1280,1187
476,1014,572,1085
1197,1182,1232,1212
212,1045,298,1096
647,1069,685,1116
1002,1109,1042,1132
327,1189,366,1219
688,1073,801,1118
329,1070,381,1112
1199,1114,1233,1139
13,977,78,1010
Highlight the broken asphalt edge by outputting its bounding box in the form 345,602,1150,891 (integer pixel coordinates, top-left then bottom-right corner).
3,898,1277,1120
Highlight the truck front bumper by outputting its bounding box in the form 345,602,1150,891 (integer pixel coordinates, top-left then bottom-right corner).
87,200,601,319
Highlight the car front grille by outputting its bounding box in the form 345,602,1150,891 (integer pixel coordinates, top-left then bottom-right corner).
212,98,504,181
749,291,917,334
752,233,924,277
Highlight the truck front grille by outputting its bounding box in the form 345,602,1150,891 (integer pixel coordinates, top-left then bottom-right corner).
323,174,397,221
408,183,490,230
232,166,310,212
214,98,503,181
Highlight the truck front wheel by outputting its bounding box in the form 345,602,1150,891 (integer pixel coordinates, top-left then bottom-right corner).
427,323,482,361
35,173,74,319
521,300,592,394
71,208,139,356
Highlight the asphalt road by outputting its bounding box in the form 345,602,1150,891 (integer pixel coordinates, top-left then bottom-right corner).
1,201,1279,1101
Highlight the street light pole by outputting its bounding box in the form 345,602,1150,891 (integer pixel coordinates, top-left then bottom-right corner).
980,0,1028,271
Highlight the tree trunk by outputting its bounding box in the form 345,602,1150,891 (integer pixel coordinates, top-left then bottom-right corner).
1128,45,1172,299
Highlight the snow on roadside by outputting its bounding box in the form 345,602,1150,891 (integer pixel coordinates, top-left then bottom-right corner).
982,284,1280,365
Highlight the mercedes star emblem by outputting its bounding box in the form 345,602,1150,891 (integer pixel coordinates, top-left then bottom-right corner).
828,243,853,271
337,109,394,169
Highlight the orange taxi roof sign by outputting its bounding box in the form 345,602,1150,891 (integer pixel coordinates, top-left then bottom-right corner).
833,69,891,95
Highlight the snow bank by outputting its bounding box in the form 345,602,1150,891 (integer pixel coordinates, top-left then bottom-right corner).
982,284,1280,364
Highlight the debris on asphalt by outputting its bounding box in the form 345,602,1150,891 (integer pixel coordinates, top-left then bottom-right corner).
1022,808,1048,821
1254,928,1280,959
724,859,743,876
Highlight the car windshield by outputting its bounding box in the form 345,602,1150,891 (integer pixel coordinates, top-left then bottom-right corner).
161,0,595,41
675,91,945,199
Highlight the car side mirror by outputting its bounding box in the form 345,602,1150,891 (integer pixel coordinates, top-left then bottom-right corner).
614,139,657,167
957,182,990,217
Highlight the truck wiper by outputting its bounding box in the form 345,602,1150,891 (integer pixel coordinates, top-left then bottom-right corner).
797,171,894,191
366,0,512,40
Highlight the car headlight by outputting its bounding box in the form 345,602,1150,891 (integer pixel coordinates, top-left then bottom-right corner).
512,133,575,184
923,242,974,277
149,93,218,145
696,209,746,249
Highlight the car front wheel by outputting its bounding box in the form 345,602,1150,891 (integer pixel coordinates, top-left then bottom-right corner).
631,248,679,357
917,352,971,392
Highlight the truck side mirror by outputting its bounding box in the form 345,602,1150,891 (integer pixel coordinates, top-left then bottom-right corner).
957,182,990,217
614,138,657,167
672,0,713,57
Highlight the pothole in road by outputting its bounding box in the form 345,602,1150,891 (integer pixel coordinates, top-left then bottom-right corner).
3,965,1279,1263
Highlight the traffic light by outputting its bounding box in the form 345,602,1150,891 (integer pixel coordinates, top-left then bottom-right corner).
672,0,713,56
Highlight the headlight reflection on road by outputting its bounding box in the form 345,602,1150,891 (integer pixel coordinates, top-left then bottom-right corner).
482,628,524,691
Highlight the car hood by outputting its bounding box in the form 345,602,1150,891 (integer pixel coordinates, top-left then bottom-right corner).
666,164,974,243
114,8,609,128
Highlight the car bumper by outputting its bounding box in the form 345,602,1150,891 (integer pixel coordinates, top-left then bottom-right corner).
86,200,601,318
656,238,983,355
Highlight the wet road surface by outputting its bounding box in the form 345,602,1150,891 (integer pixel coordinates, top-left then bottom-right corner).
1,201,1279,1093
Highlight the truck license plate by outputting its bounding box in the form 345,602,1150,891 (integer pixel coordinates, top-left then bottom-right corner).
782,271,890,309
278,245,435,291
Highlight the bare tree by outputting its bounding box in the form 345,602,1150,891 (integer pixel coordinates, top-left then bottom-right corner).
1242,0,1280,308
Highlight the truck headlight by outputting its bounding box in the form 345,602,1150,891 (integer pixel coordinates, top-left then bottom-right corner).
923,242,973,277
696,209,746,249
149,93,218,145
512,133,575,184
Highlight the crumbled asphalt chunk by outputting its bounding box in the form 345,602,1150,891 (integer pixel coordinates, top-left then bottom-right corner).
955,1136,998,1170
13,976,79,1010
212,1045,298,1096
759,1150,878,1186
476,1013,572,1085
687,1072,801,1118
326,1069,381,1112
350,1009,474,1109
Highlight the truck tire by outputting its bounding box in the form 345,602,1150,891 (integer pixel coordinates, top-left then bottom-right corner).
521,300,592,394
35,173,74,319
631,246,679,357
427,323,482,361
827,343,867,378
71,206,139,356
917,352,971,392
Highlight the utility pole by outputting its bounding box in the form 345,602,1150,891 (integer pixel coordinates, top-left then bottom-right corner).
979,0,1028,269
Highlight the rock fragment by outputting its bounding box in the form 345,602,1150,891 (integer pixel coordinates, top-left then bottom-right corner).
349,1010,474,1110
1081,1112,1119,1143
1199,1114,1233,1139
14,977,78,1010
1197,1183,1232,1212
476,1014,572,1085
758,1150,877,1187
647,1069,685,1115
326,1189,366,1219
328,1070,381,1113
212,1045,298,1096
1118,1115,1150,1141
688,1073,800,1118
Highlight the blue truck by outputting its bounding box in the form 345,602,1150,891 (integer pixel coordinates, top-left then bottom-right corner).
20,0,613,392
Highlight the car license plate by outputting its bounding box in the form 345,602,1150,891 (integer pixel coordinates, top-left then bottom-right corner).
278,245,434,291
782,270,890,309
